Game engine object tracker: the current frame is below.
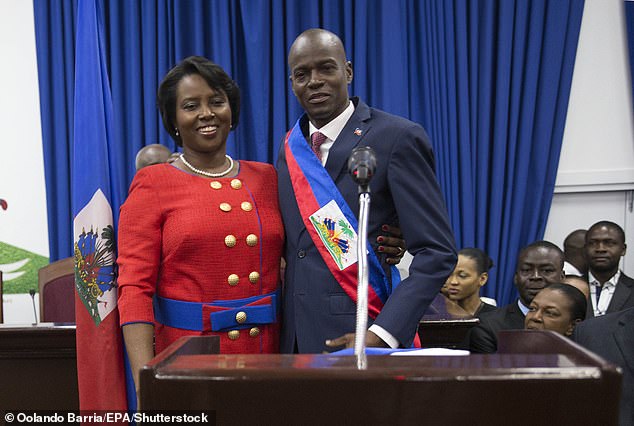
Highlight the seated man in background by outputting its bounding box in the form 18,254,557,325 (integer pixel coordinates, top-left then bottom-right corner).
573,307,634,426
562,229,587,276
585,221,634,318
563,274,590,300
525,283,587,337
135,143,175,170
467,241,565,353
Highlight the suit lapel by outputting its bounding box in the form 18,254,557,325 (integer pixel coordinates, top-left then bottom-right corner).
586,302,595,319
613,309,634,372
324,99,372,182
508,301,526,329
292,117,312,242
608,274,633,312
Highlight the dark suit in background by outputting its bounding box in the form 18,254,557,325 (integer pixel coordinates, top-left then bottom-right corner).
573,307,634,426
467,300,525,353
587,272,634,319
277,98,457,353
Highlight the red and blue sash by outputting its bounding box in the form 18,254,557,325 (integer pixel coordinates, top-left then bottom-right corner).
284,119,396,319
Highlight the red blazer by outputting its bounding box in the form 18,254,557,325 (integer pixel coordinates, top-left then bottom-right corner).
117,161,284,354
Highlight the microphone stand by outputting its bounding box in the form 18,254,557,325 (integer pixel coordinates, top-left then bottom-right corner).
348,146,377,370
29,289,38,324
354,187,370,369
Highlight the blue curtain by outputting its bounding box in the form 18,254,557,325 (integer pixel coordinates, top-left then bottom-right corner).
34,0,76,264
34,0,584,306
408,0,585,304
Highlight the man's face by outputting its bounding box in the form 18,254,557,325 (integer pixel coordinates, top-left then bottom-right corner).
514,247,564,306
585,225,626,275
288,34,353,128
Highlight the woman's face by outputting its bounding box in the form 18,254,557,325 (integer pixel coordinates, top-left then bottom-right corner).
525,288,577,336
444,255,487,302
174,73,232,154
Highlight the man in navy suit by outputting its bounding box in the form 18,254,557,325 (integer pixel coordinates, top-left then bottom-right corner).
468,241,565,353
573,307,634,426
277,28,457,353
585,221,634,318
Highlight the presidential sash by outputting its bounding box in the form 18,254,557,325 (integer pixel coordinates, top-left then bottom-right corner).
284,119,398,318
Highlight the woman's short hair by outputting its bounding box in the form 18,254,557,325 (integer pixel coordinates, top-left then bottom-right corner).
546,283,587,321
458,248,494,275
157,56,241,146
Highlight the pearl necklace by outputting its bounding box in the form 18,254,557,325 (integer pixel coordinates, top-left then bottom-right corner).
180,154,234,178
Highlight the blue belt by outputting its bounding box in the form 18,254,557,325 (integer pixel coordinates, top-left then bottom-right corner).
153,290,280,332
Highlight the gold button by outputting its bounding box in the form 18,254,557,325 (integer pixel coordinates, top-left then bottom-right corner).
231,179,242,189
236,311,247,324
225,235,237,247
249,327,260,337
228,274,239,286
241,201,253,212
248,271,260,284
219,202,232,212
228,330,240,340
246,234,258,246
210,181,222,189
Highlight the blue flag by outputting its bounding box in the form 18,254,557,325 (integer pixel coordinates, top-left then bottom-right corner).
72,0,131,413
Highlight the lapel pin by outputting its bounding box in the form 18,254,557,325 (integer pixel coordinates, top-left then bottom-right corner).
354,128,362,136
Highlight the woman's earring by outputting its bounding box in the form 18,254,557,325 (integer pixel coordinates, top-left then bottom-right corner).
175,128,179,136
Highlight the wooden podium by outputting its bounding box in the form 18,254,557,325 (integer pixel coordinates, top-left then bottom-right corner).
0,323,78,410
140,331,622,425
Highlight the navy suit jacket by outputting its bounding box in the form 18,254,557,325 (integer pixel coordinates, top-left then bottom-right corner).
467,300,525,353
587,272,634,319
276,98,457,353
573,308,634,426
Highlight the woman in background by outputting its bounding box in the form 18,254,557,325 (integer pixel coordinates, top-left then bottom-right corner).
444,248,496,316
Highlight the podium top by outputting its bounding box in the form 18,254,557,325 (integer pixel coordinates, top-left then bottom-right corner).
146,330,617,379
140,331,622,425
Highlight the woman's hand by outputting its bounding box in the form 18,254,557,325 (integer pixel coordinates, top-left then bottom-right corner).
377,224,406,265
122,323,155,409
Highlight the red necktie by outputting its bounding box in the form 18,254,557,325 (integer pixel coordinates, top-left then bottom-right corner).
311,132,327,161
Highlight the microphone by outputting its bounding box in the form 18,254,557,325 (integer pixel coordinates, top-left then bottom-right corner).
29,289,38,323
348,146,377,189
348,147,377,368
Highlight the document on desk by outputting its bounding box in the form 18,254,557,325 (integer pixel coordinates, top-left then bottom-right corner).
390,348,470,356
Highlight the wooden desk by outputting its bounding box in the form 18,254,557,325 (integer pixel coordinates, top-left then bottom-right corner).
0,323,78,410
140,331,622,425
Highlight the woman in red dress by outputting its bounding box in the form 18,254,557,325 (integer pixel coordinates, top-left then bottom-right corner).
117,57,284,392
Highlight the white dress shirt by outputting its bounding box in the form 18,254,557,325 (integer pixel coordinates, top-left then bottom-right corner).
518,299,530,316
589,270,620,316
308,101,355,166
563,261,583,276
